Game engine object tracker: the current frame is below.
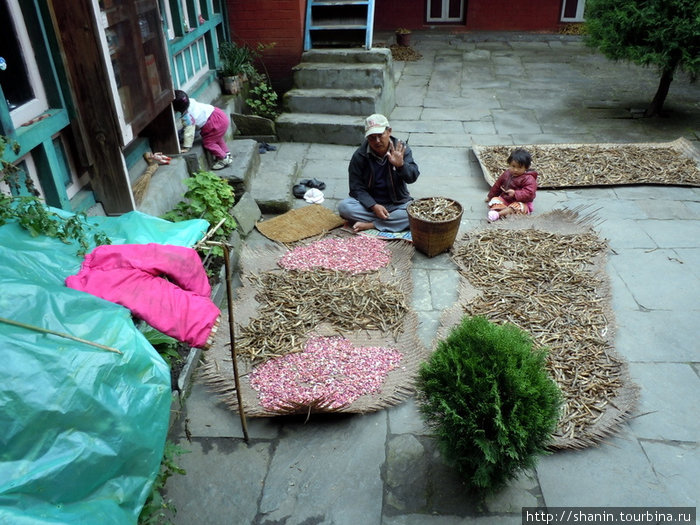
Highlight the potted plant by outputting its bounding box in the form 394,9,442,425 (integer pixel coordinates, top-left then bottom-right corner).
395,27,412,47
218,41,256,95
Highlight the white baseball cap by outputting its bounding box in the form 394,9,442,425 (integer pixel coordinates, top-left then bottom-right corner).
364,114,390,137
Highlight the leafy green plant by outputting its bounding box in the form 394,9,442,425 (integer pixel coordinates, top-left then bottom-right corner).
417,316,561,495
162,171,236,258
0,135,110,255
245,81,280,120
218,41,256,78
138,440,189,524
139,325,184,368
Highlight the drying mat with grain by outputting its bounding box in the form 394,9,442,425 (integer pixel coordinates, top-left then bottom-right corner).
473,138,700,188
255,204,345,243
201,233,429,417
437,209,639,450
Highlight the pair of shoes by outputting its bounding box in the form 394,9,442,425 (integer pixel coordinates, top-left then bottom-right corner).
211,158,227,170
487,210,500,222
257,142,277,154
299,178,326,190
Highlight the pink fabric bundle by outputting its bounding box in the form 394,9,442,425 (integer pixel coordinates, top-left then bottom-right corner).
66,243,220,348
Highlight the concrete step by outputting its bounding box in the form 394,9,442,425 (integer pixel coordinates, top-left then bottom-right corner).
292,62,387,90
213,139,260,199
283,87,381,116
276,113,364,145
136,156,190,218
302,48,393,66
249,151,301,214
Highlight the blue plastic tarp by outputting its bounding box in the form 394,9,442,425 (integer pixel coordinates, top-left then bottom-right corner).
0,210,209,524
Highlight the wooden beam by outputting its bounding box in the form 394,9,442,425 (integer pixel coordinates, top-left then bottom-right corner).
48,0,134,214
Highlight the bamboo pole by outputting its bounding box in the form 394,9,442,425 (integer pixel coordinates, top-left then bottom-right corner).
207,241,249,442
0,316,122,355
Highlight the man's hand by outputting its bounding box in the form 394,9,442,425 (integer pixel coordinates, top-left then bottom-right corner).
371,204,390,220
387,140,405,168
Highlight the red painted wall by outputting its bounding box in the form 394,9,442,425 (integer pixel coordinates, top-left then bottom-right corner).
466,0,561,31
226,0,306,91
374,0,563,32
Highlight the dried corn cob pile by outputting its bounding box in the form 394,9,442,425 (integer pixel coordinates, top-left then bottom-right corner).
475,142,700,187
452,227,623,445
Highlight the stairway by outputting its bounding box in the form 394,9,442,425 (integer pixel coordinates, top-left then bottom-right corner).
276,48,395,145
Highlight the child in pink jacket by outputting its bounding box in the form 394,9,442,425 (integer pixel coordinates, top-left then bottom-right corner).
485,148,538,222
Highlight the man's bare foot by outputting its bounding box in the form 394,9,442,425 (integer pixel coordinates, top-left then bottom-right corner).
353,221,375,232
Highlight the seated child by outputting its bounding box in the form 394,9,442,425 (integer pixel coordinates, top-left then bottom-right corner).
173,90,232,170
485,148,538,222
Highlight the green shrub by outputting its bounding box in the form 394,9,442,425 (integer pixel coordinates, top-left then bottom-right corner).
417,316,561,495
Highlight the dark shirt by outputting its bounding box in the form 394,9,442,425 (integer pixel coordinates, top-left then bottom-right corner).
369,154,392,204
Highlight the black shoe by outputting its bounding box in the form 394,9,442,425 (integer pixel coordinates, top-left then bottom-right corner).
261,142,277,151
258,143,267,154
306,178,326,190
292,184,307,198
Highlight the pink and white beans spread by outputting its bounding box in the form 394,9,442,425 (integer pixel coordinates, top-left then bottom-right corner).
249,336,403,411
278,236,391,274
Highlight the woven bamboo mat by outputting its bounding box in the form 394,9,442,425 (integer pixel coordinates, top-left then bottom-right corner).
437,209,639,450
255,204,345,243
473,137,700,188
201,234,429,417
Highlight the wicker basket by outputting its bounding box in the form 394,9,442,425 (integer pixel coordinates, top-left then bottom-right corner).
407,197,463,257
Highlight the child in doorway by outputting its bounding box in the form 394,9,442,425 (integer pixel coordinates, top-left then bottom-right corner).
173,90,232,170
485,147,538,222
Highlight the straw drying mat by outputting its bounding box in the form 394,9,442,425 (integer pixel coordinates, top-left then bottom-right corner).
437,209,639,450
473,138,700,188
255,204,345,243
201,232,429,417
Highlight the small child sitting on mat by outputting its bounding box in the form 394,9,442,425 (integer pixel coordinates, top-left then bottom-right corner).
485,148,538,222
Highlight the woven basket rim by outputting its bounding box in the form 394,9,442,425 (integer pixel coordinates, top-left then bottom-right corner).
407,197,463,223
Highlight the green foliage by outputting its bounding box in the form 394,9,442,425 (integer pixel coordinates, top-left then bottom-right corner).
584,0,699,114
245,81,280,120
162,171,236,258
417,316,561,495
218,41,257,78
0,136,111,255
139,325,184,368
138,440,189,524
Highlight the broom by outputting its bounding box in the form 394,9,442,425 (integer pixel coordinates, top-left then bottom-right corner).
132,154,159,204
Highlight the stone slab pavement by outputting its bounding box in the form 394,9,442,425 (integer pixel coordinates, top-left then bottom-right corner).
164,32,699,524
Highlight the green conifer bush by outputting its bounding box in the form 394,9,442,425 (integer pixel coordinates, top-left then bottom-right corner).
417,316,561,495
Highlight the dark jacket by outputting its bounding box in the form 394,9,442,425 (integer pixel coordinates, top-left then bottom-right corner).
348,137,420,209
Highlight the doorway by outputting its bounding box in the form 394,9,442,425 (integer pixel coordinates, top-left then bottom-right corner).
426,0,464,23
